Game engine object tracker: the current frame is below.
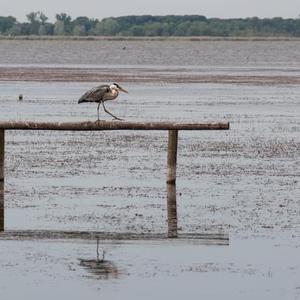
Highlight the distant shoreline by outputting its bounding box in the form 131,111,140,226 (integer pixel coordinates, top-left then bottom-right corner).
1,35,300,42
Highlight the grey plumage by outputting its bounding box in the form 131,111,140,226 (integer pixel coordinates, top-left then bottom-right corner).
78,83,128,121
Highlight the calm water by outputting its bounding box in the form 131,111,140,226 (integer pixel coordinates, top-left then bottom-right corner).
0,39,299,300
0,39,300,69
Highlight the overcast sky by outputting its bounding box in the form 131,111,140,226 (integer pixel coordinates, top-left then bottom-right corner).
2,0,300,22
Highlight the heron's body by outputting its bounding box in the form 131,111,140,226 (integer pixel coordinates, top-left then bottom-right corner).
78,84,118,103
78,83,128,120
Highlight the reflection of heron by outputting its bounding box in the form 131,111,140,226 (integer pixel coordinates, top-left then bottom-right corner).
79,238,120,280
78,83,128,121
79,258,120,279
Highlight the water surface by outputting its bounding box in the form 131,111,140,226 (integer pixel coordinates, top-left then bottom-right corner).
0,39,299,300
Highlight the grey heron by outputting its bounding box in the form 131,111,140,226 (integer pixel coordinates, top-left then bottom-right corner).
78,83,128,121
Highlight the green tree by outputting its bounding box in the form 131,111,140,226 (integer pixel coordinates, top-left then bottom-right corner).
94,22,105,35
38,24,47,35
26,11,48,34
174,21,191,36
39,12,48,24
54,20,65,35
73,24,85,35
72,16,97,34
129,25,145,36
55,13,72,34
7,23,21,35
1,13,300,37
44,23,54,35
0,16,16,34
143,22,163,36
94,18,120,35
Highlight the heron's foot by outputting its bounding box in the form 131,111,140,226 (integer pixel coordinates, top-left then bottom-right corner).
113,116,123,121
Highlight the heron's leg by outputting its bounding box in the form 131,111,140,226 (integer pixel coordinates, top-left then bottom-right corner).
97,102,101,121
101,101,123,121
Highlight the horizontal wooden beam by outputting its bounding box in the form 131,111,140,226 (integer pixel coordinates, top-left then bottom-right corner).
0,121,229,131
0,230,229,243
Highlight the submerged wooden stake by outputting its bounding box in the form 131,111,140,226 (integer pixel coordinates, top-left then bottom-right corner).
167,130,178,238
0,129,4,231
0,130,3,182
0,181,3,232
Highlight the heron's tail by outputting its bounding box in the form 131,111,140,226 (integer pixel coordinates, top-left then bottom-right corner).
78,97,90,104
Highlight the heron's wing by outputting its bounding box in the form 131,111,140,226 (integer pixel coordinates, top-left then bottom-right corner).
78,84,110,103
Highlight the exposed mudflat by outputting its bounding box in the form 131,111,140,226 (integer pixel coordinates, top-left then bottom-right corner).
1,66,300,84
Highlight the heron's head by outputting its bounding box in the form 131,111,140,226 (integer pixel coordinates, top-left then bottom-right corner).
110,83,128,94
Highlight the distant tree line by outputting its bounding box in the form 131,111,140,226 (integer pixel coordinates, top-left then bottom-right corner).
1,13,300,37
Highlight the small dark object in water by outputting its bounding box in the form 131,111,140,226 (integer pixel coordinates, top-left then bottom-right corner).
18,94,23,101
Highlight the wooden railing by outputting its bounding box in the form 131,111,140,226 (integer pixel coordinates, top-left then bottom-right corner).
0,121,229,237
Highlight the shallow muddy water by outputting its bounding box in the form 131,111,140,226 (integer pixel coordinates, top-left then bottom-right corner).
0,39,300,68
1,81,299,234
0,39,299,299
0,234,300,300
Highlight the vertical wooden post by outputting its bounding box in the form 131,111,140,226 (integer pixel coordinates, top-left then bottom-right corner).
0,129,4,231
167,130,178,238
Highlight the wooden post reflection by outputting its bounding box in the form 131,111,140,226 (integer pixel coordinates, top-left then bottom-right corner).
0,181,3,231
0,129,4,231
167,130,178,238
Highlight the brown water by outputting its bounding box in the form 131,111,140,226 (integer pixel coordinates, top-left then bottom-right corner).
0,39,299,299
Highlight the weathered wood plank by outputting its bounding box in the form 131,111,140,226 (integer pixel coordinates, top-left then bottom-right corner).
0,230,229,243
0,121,229,131
167,130,178,238
0,130,3,182
0,182,3,232
0,130,4,231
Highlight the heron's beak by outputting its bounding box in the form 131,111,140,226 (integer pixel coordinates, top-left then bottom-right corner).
119,86,128,93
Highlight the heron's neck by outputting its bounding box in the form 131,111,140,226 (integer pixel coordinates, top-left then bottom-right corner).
111,89,119,97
